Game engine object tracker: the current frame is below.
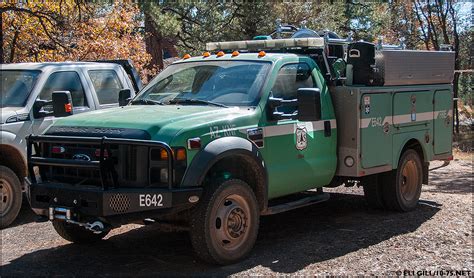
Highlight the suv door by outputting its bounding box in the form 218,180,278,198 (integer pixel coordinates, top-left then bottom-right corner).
261,61,335,199
87,69,126,109
32,71,92,134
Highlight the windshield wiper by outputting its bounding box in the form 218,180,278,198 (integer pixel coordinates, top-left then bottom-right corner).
169,98,228,108
130,98,164,105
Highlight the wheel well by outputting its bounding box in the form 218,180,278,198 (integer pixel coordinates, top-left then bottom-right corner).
204,154,266,212
401,139,428,184
0,145,27,181
401,139,425,164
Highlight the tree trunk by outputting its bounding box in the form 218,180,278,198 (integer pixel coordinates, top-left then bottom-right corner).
0,11,4,64
448,0,460,134
144,11,164,78
9,29,19,63
453,72,460,134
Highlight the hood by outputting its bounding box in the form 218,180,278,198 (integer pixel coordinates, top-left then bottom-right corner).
52,105,255,142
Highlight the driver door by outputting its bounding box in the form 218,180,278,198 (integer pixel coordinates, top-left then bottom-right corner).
261,61,328,199
32,71,93,135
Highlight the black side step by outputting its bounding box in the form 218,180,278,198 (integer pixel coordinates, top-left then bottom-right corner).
261,191,330,215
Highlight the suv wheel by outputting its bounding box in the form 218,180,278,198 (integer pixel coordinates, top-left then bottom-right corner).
0,166,22,229
190,179,259,265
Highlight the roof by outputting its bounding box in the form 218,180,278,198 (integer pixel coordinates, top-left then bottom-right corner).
0,62,121,71
174,52,303,64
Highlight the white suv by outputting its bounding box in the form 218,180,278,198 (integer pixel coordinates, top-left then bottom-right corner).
0,61,140,228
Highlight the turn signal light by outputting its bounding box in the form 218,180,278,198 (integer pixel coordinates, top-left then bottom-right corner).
160,148,186,161
64,103,72,113
216,51,225,57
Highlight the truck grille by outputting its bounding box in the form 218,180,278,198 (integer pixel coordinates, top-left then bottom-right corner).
38,142,170,188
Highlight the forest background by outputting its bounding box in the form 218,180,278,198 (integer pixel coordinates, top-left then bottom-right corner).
0,1,472,131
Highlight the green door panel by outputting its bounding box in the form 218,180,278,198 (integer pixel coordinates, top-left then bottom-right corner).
433,90,453,154
360,93,392,168
263,121,337,199
392,91,434,128
262,58,337,199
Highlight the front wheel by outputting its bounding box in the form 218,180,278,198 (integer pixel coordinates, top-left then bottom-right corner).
190,179,259,265
382,149,423,211
0,166,23,229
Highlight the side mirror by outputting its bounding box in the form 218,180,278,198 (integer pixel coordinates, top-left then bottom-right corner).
52,91,73,117
119,89,132,106
297,88,321,121
32,99,52,118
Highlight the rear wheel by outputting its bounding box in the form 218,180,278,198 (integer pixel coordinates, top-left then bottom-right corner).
190,179,259,265
0,166,22,229
382,149,423,211
52,220,109,243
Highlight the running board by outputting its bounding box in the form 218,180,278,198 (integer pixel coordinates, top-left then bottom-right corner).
261,192,330,215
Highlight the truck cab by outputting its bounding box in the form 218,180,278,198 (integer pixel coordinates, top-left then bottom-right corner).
25,36,454,265
1,61,139,228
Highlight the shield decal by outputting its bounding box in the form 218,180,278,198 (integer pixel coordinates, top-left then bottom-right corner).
295,126,307,150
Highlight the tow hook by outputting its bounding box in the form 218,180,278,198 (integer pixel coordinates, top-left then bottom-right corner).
48,206,106,234
63,219,106,234
85,221,106,234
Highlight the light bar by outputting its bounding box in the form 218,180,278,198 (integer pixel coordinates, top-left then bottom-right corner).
206,37,325,52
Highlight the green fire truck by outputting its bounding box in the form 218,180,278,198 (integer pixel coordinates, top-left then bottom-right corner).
26,28,454,264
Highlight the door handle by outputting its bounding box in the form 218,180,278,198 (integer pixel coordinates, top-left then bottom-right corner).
324,121,331,137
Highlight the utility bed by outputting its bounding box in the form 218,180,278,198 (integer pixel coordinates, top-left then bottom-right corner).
332,84,453,177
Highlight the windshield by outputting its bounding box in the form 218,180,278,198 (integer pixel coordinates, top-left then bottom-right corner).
1,70,41,108
134,61,271,107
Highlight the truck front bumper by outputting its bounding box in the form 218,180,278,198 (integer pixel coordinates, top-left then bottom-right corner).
27,180,202,222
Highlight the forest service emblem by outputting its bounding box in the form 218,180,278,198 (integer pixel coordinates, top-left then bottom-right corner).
295,126,307,150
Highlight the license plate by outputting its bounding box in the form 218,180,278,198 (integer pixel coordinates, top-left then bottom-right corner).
104,191,172,215
138,193,171,208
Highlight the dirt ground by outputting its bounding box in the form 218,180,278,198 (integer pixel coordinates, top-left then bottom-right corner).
1,158,472,277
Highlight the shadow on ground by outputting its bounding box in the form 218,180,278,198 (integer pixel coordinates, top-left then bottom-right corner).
6,198,37,229
2,192,440,276
427,160,473,195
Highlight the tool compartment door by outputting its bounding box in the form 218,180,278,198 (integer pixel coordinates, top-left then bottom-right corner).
433,90,453,154
360,93,392,168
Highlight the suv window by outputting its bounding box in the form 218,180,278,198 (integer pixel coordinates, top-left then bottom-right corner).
39,71,88,109
271,63,314,114
88,70,123,105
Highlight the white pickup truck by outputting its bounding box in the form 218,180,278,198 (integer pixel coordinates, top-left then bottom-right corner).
0,60,142,228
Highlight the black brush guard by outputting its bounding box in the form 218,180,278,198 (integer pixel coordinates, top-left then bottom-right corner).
26,135,202,222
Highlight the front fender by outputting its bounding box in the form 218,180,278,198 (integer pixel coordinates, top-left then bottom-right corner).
0,130,27,160
181,136,267,187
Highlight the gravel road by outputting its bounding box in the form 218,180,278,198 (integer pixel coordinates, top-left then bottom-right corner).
1,159,472,277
